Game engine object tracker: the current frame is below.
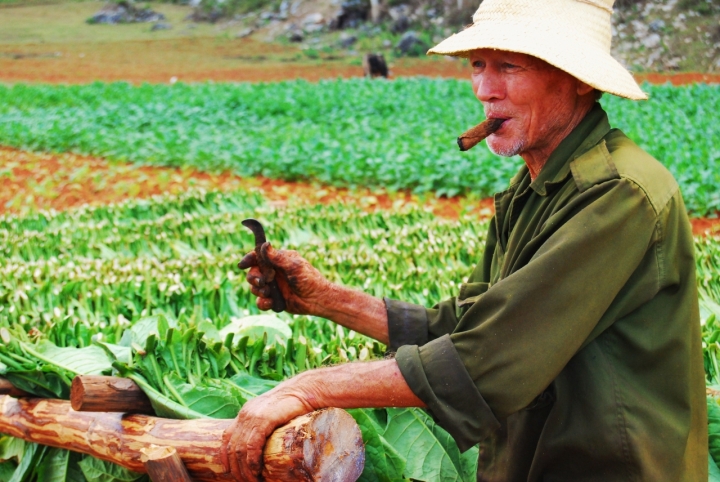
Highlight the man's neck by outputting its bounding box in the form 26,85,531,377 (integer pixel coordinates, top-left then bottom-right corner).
521,101,595,181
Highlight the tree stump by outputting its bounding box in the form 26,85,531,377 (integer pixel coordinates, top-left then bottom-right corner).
362,54,388,78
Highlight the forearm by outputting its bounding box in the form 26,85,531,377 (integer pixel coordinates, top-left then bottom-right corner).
280,359,425,410
316,284,390,345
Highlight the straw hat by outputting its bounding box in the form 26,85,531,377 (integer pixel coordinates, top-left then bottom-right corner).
428,0,647,100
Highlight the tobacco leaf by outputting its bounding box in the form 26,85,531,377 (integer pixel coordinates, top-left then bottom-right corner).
34,448,84,482
77,457,147,482
228,373,278,398
348,409,407,482
217,315,292,344
382,408,478,482
21,342,112,376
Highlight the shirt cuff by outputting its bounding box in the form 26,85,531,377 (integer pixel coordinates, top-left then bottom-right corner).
395,334,501,451
384,298,429,351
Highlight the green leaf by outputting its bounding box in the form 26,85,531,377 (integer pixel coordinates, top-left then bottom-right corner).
119,315,177,348
22,342,113,376
34,448,84,482
5,369,70,399
709,397,720,467
710,453,720,482
228,373,278,398
382,408,478,482
77,457,147,482
0,461,18,482
95,342,133,365
0,437,24,464
125,373,208,420
218,315,292,344
164,375,245,419
8,442,44,482
348,409,407,482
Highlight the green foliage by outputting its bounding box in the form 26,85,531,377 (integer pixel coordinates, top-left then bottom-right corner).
0,81,717,215
709,397,720,469
77,458,146,482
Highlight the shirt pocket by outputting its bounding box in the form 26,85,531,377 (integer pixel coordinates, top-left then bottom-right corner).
455,281,490,319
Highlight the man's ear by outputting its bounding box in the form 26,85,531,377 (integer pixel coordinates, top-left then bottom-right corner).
577,80,595,96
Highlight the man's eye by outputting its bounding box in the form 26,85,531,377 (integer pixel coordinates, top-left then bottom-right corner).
503,63,519,70
472,61,485,69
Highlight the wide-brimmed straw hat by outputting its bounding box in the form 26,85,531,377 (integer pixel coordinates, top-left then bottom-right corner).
429,0,647,100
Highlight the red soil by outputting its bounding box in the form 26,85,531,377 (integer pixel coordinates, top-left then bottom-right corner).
0,146,483,219
2,146,716,235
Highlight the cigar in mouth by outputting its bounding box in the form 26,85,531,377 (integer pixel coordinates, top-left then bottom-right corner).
457,118,505,152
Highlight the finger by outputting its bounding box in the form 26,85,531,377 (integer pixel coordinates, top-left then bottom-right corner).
263,266,276,283
251,286,271,298
260,242,289,269
238,251,258,270
246,267,266,288
226,422,245,481
239,428,265,482
257,297,273,311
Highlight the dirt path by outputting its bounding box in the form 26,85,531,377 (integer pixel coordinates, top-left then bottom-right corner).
1,146,717,235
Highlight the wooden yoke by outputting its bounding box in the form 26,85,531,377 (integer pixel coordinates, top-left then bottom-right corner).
0,396,364,482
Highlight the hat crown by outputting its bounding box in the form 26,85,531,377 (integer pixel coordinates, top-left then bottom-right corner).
472,0,614,52
429,0,647,99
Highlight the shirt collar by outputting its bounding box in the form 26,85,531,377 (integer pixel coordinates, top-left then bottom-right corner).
529,103,612,196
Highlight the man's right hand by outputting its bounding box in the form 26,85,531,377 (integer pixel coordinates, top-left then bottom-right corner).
238,243,330,316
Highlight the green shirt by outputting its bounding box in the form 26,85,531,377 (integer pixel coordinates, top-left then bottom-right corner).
387,104,707,481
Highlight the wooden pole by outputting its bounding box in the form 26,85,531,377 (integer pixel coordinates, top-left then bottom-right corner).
0,377,29,398
0,396,364,482
142,446,193,482
71,375,154,414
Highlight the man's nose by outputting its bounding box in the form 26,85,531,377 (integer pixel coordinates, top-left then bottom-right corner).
474,74,505,102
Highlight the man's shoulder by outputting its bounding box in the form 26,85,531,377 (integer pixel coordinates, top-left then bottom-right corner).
569,128,679,216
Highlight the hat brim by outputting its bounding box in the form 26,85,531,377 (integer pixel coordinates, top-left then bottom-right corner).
429,23,648,101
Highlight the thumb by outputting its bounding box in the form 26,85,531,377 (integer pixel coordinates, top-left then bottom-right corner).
260,242,283,268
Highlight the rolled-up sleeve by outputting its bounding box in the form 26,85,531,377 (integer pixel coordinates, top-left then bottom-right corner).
390,178,661,449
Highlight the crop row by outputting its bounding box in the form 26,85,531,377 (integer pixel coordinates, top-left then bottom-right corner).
0,80,717,215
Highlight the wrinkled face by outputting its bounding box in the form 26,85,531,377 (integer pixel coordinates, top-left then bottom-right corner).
469,49,589,158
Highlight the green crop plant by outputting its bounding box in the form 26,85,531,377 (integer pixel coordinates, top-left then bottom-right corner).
0,81,717,215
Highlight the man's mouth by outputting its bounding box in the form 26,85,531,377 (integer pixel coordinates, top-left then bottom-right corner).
486,117,509,134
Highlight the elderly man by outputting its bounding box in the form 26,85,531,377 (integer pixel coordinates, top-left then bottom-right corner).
226,0,707,480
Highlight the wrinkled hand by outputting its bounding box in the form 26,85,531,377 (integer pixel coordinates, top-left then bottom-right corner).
225,388,313,482
239,243,331,315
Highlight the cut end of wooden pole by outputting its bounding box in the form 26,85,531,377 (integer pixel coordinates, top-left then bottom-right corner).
262,408,365,482
70,375,154,414
142,445,194,482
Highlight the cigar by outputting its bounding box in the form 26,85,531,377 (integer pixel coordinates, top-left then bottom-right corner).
457,118,505,151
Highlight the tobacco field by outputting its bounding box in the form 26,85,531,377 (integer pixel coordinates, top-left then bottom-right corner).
0,81,718,215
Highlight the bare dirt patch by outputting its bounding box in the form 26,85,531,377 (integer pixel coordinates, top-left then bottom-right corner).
2,146,715,235
0,146,486,219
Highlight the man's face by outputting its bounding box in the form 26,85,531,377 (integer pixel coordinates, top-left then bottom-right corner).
469,49,590,158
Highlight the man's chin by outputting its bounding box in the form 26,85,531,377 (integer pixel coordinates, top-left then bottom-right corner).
487,138,524,157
